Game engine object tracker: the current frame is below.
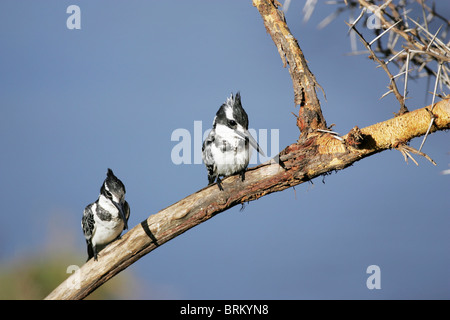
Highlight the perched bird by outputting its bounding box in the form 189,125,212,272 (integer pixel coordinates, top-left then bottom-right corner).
81,169,130,261
202,92,265,191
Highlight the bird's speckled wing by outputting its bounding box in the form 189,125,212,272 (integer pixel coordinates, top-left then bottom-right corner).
81,203,95,240
202,132,216,169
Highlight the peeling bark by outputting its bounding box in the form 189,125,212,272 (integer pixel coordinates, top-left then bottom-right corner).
252,0,327,136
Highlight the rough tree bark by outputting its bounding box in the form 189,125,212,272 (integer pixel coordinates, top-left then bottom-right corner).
253,0,327,136
45,0,450,300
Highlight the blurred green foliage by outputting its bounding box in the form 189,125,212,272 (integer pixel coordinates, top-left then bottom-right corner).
0,251,137,299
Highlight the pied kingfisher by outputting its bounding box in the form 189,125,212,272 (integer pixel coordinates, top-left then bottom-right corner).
202,92,265,191
81,168,130,261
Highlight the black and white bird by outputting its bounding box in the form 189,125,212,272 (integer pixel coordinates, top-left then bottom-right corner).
81,168,130,261
202,92,265,191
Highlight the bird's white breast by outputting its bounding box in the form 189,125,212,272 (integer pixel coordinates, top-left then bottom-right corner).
210,124,252,176
91,197,124,247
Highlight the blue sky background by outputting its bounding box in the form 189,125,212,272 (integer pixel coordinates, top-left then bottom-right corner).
0,1,449,299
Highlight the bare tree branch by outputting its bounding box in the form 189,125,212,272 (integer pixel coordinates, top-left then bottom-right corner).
253,0,327,136
346,19,409,114
45,98,450,300
44,0,450,300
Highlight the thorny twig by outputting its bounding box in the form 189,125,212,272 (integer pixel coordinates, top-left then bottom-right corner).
304,0,450,151
396,143,437,166
418,61,443,152
346,20,408,114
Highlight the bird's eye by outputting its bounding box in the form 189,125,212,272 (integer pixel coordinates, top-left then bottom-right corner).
228,119,237,127
105,190,113,199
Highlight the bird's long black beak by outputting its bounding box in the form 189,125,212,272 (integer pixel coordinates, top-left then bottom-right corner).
236,129,266,157
113,201,128,230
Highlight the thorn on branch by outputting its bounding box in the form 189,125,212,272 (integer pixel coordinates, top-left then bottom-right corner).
395,143,437,166
419,62,444,152
316,128,344,142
